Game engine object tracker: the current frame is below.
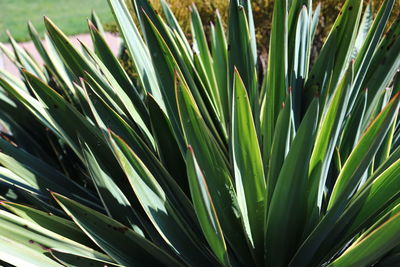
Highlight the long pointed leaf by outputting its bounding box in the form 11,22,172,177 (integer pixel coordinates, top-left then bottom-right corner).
186,146,230,266
232,70,266,262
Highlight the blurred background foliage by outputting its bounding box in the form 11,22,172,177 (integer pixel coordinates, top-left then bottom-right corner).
107,0,399,78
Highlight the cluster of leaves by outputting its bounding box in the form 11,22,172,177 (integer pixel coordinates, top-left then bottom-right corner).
0,0,399,266
122,0,400,49
116,0,400,81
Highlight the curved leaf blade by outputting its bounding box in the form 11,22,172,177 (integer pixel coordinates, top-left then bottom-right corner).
52,193,181,267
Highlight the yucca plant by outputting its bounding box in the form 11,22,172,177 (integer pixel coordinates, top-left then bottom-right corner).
0,0,399,266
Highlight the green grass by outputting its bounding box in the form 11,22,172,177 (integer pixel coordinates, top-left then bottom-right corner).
0,0,115,42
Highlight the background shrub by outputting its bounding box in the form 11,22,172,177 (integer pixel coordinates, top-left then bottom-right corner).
111,0,399,78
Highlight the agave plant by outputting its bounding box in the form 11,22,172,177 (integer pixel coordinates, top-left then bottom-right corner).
0,0,399,266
